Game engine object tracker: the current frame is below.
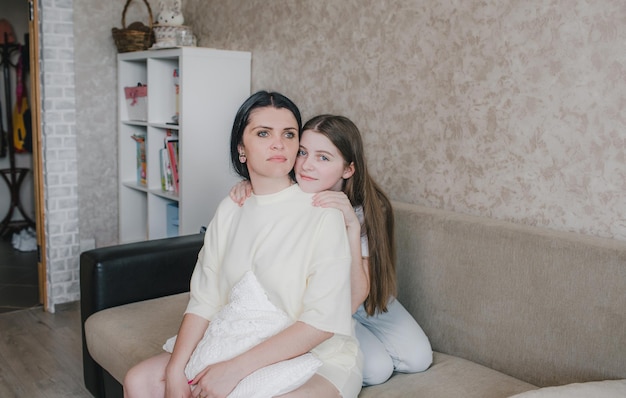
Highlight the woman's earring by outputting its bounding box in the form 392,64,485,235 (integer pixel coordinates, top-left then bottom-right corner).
239,152,246,163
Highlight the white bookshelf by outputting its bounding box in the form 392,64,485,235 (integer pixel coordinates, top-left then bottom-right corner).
117,48,250,243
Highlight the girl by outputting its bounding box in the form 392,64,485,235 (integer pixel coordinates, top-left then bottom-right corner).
231,114,433,386
124,93,362,398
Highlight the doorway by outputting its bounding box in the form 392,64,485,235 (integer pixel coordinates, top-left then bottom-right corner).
0,0,45,313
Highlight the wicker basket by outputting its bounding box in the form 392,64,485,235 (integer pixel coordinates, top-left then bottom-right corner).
111,0,154,53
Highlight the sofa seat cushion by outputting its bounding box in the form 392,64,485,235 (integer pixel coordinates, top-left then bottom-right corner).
508,379,626,398
85,293,537,398
85,292,189,383
359,352,536,398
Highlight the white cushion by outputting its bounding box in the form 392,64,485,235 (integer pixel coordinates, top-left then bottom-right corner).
163,271,322,397
508,379,626,398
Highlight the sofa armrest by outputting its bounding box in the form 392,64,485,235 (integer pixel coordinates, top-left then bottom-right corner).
79,233,204,317
80,233,204,397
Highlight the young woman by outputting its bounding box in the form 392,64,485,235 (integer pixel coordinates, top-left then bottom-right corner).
231,114,433,386
123,93,362,398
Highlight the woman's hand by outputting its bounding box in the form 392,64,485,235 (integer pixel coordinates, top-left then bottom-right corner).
189,360,245,398
229,180,252,207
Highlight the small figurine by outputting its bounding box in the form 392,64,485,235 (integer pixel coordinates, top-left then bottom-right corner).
157,0,184,26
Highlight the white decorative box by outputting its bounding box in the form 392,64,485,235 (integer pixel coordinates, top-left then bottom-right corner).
124,84,148,121
152,25,193,48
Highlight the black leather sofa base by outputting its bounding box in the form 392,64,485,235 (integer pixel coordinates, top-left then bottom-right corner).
80,233,204,398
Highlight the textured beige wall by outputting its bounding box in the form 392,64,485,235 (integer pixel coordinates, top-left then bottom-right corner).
74,0,158,247
183,0,626,241
73,0,626,244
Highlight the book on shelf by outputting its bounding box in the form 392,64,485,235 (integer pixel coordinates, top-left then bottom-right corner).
159,147,174,192
163,130,179,194
131,134,147,187
173,68,180,122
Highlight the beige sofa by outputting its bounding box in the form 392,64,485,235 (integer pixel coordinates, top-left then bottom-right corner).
81,201,626,397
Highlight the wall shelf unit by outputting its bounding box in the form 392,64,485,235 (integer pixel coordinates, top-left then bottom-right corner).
117,48,250,243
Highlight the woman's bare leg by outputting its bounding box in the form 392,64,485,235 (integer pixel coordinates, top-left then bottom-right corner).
123,352,171,398
276,374,341,398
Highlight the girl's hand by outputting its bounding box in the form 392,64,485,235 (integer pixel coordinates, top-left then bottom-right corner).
312,191,359,230
229,180,252,207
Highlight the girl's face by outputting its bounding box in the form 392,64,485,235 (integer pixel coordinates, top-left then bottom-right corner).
295,130,354,193
239,107,299,183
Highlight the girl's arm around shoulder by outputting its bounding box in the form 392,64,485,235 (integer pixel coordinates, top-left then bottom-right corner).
229,179,252,207
312,191,360,231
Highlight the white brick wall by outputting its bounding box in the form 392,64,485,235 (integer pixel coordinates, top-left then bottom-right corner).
40,0,80,312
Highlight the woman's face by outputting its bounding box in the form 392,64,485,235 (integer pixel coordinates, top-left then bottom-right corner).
295,130,354,193
239,106,299,183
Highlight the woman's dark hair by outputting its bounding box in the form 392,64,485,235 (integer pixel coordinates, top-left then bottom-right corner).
230,90,302,179
302,115,396,315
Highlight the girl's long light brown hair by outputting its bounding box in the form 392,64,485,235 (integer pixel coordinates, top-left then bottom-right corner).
302,115,396,316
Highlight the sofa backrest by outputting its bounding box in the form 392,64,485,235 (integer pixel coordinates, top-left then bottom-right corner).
392,201,625,387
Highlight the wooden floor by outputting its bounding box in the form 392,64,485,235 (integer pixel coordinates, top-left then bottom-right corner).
0,301,93,397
